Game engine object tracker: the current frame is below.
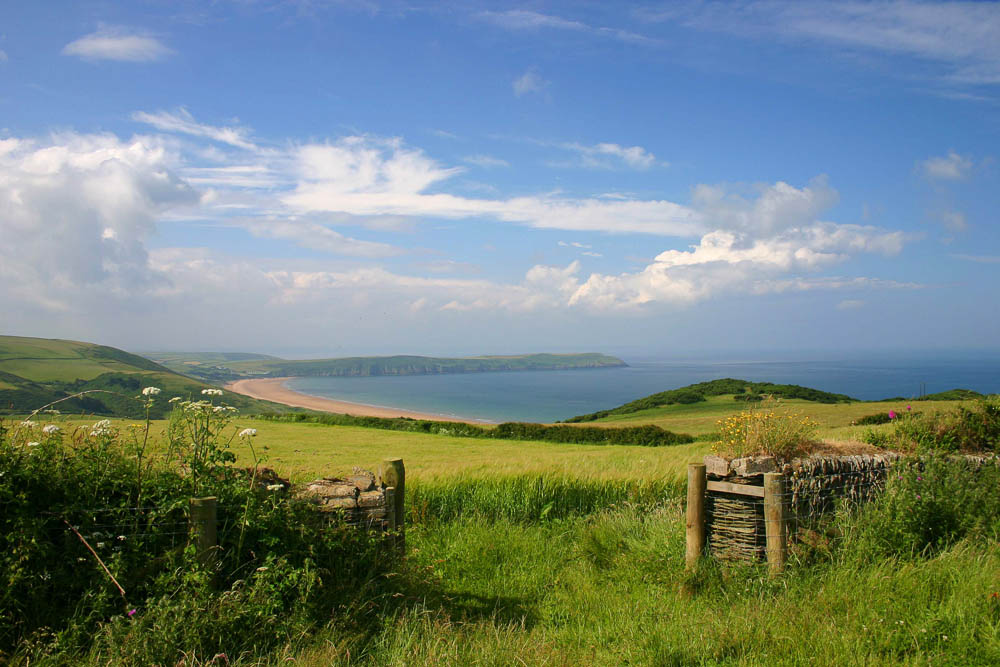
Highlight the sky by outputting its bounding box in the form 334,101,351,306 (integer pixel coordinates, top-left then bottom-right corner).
1,0,998,358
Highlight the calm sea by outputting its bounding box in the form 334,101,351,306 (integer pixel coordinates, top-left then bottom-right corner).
286,355,1000,424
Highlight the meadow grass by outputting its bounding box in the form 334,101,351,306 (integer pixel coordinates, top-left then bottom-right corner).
290,504,1000,666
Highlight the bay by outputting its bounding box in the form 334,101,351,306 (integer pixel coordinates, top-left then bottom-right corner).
285,354,1000,424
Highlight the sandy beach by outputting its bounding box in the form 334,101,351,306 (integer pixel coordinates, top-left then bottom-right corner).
225,377,477,423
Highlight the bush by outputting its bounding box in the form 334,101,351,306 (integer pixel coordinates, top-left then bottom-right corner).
713,397,818,459
0,391,391,663
861,397,1000,453
257,412,694,447
841,455,1000,559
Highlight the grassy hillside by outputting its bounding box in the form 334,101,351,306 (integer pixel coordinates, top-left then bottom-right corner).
564,378,857,423
144,351,627,383
0,336,301,418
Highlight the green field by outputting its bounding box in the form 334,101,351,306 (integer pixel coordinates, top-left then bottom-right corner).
0,335,299,418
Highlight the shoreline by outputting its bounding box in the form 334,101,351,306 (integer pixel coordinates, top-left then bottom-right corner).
224,377,485,423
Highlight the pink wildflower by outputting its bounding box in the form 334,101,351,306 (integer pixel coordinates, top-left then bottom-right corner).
888,410,897,419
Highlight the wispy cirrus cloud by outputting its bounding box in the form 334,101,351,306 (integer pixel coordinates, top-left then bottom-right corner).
480,9,660,47
133,108,258,150
641,1,1000,87
463,154,509,168
63,27,172,62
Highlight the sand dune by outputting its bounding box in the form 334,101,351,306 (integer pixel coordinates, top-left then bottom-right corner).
225,377,476,423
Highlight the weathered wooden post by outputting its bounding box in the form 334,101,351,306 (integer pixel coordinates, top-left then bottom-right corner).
383,486,397,531
189,496,218,572
764,472,788,575
686,463,707,570
379,458,405,551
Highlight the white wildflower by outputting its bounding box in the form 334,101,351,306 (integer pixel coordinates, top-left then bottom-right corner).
201,388,223,396
20,420,37,428
90,419,113,437
266,484,283,491
213,406,226,413
239,428,257,438
141,386,161,396
96,542,105,548
44,409,60,415
168,396,183,403
42,424,61,434
27,441,39,447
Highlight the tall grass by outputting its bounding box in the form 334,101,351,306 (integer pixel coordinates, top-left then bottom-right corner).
407,474,683,524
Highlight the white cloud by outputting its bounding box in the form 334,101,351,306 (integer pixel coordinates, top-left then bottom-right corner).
513,68,548,97
836,299,865,310
0,50,7,63
247,219,403,258
480,9,659,46
463,154,510,168
283,136,702,236
133,108,258,151
938,210,968,232
0,132,195,310
559,142,658,169
648,1,1000,86
62,27,172,62
921,151,973,181
950,253,1000,264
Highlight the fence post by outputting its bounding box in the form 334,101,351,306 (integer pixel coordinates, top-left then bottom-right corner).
380,458,405,552
189,496,218,572
685,463,707,570
764,472,788,575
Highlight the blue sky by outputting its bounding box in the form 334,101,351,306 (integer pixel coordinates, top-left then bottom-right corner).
1,1,998,357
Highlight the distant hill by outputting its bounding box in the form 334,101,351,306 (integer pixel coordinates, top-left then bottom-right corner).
142,351,627,383
563,378,857,423
0,336,301,419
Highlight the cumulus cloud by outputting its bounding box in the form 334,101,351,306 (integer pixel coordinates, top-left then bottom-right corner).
921,151,974,181
0,115,918,346
563,180,910,309
0,133,195,310
938,210,968,232
63,27,172,62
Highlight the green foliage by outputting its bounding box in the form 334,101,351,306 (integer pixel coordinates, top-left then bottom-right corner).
862,397,1000,453
0,395,389,664
565,378,857,422
257,412,694,447
841,455,1000,559
408,475,682,524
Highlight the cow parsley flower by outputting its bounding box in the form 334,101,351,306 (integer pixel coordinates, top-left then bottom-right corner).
20,420,37,428
27,441,39,448
142,386,161,396
239,428,257,438
201,388,223,396
42,424,60,434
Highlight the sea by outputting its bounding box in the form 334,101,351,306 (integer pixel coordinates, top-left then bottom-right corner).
285,353,1000,424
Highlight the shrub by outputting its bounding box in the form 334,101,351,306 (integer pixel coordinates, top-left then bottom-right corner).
0,390,391,663
861,397,1000,453
713,397,818,459
841,454,1000,559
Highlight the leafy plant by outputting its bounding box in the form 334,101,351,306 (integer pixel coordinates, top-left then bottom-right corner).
713,396,819,459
